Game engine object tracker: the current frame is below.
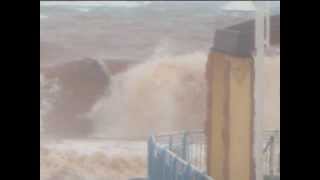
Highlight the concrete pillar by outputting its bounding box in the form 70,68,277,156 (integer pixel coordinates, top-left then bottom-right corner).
206,29,255,180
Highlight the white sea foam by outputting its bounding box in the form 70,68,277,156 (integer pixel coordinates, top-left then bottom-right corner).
40,1,151,8
40,74,60,134
40,140,147,180
90,50,208,139
76,8,90,12
40,14,48,19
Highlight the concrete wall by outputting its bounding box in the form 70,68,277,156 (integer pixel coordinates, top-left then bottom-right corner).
206,52,254,180
206,13,280,180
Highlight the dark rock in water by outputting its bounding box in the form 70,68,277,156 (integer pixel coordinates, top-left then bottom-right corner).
41,58,110,138
104,60,138,75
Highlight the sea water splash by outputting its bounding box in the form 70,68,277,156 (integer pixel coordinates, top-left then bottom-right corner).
40,74,60,134
89,51,280,139
39,50,209,179
40,53,279,180
90,50,208,139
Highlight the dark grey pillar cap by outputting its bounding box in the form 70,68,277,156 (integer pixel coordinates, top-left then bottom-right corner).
211,28,254,57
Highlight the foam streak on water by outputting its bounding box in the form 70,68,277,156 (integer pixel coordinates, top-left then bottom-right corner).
40,1,151,8
40,140,146,180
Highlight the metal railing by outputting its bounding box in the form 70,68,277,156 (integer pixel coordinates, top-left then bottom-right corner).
148,130,212,180
148,129,279,180
155,130,207,172
263,130,280,176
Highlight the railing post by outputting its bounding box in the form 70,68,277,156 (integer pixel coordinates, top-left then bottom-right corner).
170,158,177,180
182,131,188,161
169,135,173,151
184,163,193,180
158,148,166,180
148,136,154,180
278,153,280,174
269,136,275,175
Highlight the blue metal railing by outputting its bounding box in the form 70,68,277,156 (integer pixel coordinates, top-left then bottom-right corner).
263,130,280,176
147,129,279,180
155,130,207,171
148,130,212,180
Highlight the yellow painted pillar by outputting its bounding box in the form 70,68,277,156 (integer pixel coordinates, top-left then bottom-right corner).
206,32,255,180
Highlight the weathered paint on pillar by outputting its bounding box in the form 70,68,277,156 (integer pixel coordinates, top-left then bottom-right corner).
206,14,280,180
206,28,255,180
206,51,254,180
